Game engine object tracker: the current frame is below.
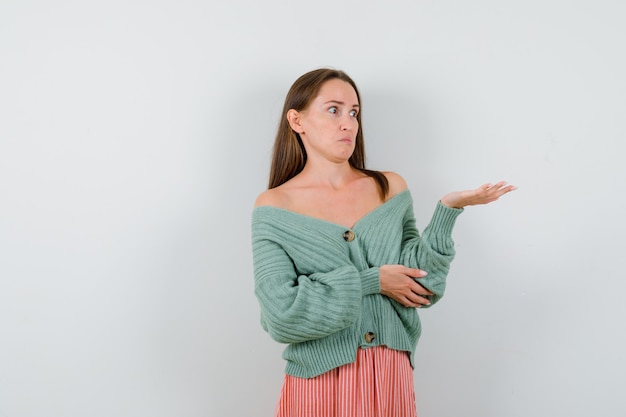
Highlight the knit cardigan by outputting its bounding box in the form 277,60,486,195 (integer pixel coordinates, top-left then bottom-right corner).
251,190,463,378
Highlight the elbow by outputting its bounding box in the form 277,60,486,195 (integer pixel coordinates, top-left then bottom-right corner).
267,328,297,344
263,307,359,344
261,316,302,343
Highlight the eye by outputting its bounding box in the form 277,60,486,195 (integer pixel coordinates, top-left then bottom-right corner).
349,109,358,117
328,106,338,114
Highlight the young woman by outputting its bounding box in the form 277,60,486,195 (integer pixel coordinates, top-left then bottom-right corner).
251,68,516,417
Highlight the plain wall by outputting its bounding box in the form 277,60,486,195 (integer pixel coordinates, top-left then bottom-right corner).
1,0,625,416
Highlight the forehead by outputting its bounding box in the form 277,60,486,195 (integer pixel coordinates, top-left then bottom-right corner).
315,79,359,104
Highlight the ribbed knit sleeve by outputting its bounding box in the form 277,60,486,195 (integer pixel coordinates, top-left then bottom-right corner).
399,201,463,306
252,210,376,344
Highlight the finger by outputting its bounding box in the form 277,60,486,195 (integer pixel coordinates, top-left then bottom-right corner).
490,181,508,189
492,181,518,193
400,289,432,309
482,182,514,199
413,296,431,308
416,295,431,306
411,281,434,296
491,183,517,199
501,184,518,193
403,293,430,308
404,267,428,278
395,295,416,308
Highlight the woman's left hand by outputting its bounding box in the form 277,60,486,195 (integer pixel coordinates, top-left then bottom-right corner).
441,181,517,209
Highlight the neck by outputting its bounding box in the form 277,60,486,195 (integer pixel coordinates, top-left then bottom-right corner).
298,159,360,190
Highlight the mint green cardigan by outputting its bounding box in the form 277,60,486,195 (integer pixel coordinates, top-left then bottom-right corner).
251,190,463,378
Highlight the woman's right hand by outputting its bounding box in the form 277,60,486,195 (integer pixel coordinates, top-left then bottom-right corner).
379,265,433,308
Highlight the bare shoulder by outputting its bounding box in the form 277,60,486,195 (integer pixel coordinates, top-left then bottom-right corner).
254,187,287,208
382,171,408,198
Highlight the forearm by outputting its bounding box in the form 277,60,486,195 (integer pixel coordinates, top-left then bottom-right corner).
399,202,463,306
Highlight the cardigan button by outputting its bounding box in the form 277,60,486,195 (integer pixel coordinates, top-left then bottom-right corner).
343,230,355,242
364,332,376,343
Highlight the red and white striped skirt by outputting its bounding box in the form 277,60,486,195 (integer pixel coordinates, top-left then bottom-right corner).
275,346,418,417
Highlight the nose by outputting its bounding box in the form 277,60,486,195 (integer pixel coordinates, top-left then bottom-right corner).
340,115,357,131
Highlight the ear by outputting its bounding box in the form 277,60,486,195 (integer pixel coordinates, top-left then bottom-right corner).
287,109,305,134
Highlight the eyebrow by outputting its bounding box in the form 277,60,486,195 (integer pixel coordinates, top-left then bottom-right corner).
324,100,360,108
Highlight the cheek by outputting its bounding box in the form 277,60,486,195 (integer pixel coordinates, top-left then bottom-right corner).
315,119,336,133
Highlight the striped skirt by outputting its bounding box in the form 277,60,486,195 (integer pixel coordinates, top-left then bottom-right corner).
275,346,418,417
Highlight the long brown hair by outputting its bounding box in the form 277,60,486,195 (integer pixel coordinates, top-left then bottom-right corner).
268,68,389,200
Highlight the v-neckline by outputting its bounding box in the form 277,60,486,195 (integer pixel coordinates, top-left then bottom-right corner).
253,189,409,230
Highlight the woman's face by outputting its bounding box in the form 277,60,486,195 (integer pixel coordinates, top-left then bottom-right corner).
293,78,360,164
